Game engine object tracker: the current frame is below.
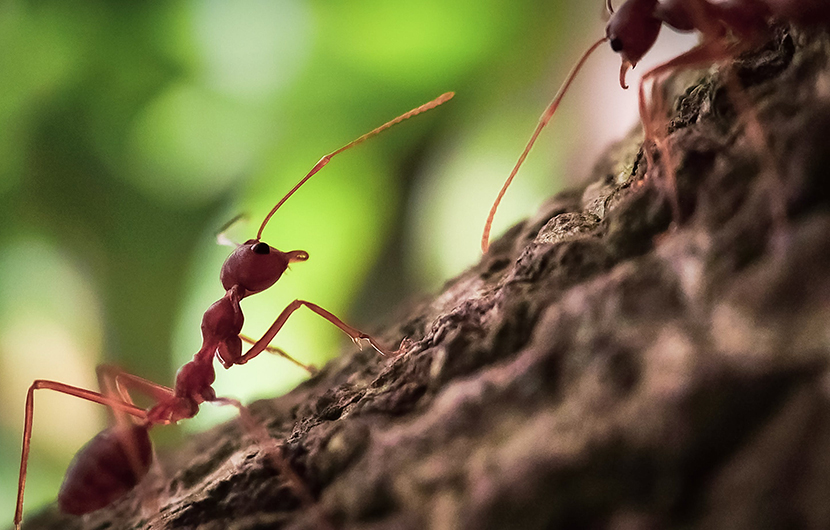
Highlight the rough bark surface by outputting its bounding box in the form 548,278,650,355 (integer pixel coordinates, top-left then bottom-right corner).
20,28,830,530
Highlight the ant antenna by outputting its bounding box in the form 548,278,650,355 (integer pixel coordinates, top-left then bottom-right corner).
481,37,607,253
216,214,247,247
256,92,455,241
606,0,615,15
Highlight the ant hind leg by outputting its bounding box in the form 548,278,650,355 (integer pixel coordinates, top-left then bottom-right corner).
209,396,334,529
14,380,147,529
638,39,736,226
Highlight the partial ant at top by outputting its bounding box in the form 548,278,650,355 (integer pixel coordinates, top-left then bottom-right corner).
481,0,830,253
13,91,455,530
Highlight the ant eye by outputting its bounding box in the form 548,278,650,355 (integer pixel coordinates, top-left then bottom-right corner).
610,37,624,52
252,242,270,255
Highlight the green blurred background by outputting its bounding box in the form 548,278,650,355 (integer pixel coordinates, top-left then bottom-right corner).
0,0,688,521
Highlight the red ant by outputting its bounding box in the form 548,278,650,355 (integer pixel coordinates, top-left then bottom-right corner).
13,92,455,529
480,0,830,253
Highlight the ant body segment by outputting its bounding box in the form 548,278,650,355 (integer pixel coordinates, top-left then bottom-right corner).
481,0,830,253
13,92,454,529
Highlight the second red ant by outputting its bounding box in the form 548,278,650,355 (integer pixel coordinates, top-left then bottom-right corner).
13,91,454,530
481,0,830,253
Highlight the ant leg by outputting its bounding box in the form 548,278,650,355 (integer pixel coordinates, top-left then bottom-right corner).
95,368,206,517
638,39,732,223
209,396,335,530
96,365,176,434
641,38,784,234
94,365,169,492
210,397,313,505
15,380,146,530
239,334,318,375
238,299,400,365
717,63,788,239
97,364,176,405
97,365,136,406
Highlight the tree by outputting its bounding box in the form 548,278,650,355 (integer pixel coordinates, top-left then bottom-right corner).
20,28,830,530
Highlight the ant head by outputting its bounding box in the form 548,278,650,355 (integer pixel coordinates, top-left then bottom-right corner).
220,239,308,294
605,0,662,88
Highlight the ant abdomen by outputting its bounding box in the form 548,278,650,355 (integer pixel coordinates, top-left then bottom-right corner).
58,424,153,515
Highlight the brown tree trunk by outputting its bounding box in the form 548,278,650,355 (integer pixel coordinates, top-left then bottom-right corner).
21,27,830,530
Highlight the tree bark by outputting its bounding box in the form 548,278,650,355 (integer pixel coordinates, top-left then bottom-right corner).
20,28,830,530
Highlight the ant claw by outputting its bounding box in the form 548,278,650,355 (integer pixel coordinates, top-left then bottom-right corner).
395,337,413,355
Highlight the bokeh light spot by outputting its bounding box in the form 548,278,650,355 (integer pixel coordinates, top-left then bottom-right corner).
0,240,104,517
126,83,265,207
190,0,312,99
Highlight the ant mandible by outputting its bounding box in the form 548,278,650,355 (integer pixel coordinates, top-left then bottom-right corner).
13,91,455,530
480,0,830,253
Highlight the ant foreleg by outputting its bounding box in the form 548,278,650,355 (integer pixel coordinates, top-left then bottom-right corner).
238,299,400,365
239,333,318,375
639,32,786,234
15,380,147,530
716,60,789,238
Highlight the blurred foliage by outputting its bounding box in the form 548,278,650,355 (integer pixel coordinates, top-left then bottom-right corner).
0,0,617,521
